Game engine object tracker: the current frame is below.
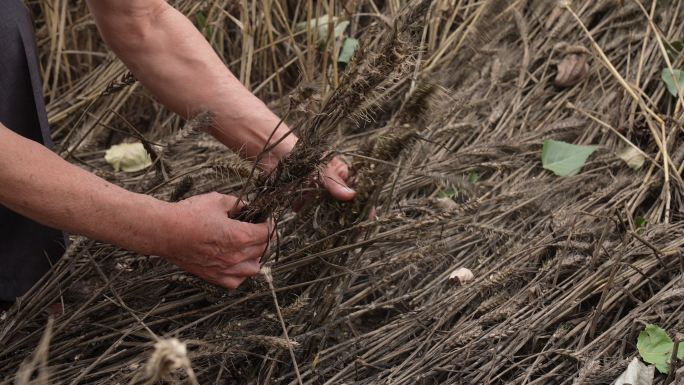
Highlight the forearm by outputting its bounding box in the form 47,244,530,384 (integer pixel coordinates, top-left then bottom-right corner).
86,0,296,171
0,124,169,255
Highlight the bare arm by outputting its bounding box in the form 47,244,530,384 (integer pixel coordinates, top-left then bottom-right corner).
0,124,166,254
0,123,270,288
85,0,355,200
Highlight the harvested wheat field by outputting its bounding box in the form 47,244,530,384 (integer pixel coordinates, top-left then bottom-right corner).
2,0,684,384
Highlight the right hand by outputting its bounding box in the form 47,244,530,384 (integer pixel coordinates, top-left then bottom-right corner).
157,192,272,289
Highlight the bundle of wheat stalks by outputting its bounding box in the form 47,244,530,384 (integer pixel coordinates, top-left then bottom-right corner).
2,0,684,384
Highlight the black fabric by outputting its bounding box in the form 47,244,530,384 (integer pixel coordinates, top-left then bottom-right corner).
0,0,65,301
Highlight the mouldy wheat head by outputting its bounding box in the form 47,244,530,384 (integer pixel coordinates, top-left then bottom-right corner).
209,155,254,179
162,111,215,155
169,176,194,202
235,0,433,224
167,272,222,296
102,71,136,96
244,335,300,351
474,292,510,316
281,295,310,318
446,324,483,348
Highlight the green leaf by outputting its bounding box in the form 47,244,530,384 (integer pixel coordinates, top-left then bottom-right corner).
196,12,207,29
541,140,598,177
195,12,214,37
635,216,648,230
104,142,152,173
662,68,684,97
468,172,480,183
666,40,683,61
338,38,359,64
636,324,684,374
438,189,456,199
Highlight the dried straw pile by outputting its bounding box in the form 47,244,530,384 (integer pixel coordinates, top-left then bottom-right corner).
2,0,684,384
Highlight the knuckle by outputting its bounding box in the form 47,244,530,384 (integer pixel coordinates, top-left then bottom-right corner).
221,194,236,205
251,224,269,241
249,265,261,276
220,254,240,266
225,277,245,289
233,230,251,246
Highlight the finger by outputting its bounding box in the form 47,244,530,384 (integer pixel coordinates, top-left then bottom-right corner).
330,157,350,180
243,242,271,260
219,194,245,216
230,220,272,247
368,206,378,221
216,275,246,289
214,241,270,265
222,259,261,277
321,164,356,202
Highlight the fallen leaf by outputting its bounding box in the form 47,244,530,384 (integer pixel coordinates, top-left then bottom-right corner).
449,267,474,285
541,140,598,177
438,188,456,199
338,37,359,64
662,68,684,97
617,146,645,170
612,357,654,385
195,12,214,36
104,142,152,173
635,215,648,230
637,324,684,374
296,16,348,42
554,53,589,87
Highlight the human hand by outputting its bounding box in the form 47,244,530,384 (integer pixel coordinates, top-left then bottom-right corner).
319,156,356,201
158,192,272,289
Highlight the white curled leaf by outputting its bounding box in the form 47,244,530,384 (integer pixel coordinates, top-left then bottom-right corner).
104,142,152,172
617,146,645,170
612,357,654,385
296,15,348,42
449,267,474,285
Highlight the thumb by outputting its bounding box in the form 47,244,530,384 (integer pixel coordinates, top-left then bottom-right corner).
219,194,245,217
322,169,356,201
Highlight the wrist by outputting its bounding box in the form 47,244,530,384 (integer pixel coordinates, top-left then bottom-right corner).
132,195,177,257
258,131,298,172
209,104,298,173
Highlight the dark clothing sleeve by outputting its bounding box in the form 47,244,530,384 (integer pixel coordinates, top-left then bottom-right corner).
0,0,66,301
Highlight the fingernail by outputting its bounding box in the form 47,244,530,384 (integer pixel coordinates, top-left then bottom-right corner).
343,186,355,193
